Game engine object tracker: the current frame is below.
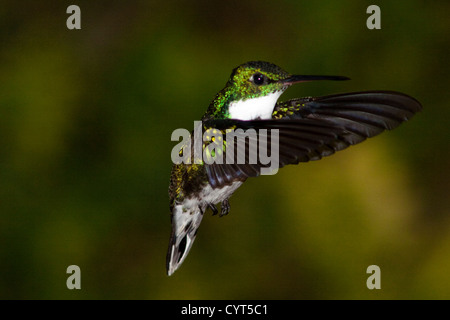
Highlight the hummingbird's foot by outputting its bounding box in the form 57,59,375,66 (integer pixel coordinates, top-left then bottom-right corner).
219,199,230,217
208,203,219,215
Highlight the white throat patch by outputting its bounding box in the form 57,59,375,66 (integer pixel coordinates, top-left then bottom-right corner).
228,91,283,120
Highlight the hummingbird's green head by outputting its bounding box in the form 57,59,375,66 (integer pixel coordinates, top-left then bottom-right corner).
227,61,291,99
203,61,348,121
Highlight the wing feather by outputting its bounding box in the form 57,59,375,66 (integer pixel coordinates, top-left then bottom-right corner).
204,91,422,188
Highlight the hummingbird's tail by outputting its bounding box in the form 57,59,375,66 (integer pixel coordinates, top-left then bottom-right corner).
166,204,204,276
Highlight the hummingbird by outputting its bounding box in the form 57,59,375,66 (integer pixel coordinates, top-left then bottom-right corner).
166,61,422,276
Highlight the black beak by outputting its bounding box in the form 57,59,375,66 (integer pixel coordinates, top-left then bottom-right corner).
281,75,350,85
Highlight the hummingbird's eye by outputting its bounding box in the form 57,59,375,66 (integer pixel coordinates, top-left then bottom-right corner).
251,73,266,85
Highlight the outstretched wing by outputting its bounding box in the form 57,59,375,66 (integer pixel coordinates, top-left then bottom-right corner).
204,91,422,189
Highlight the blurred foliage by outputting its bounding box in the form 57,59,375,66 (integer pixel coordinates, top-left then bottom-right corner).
0,0,449,299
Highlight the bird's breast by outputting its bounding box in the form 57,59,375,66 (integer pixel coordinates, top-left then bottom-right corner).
228,91,283,120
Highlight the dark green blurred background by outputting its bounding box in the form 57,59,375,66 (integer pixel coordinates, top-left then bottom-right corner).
0,0,449,299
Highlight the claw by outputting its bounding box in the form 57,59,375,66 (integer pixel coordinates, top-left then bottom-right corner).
219,199,230,217
208,203,219,215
